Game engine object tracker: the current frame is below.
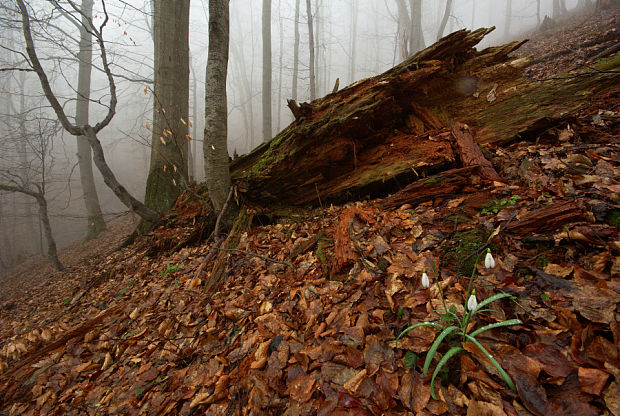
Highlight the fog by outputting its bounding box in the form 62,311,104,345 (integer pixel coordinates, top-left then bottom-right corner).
0,0,585,270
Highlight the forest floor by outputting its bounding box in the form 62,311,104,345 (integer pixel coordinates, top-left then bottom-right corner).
0,5,618,416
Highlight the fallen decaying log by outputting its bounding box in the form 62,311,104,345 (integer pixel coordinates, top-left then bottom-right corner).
229,27,618,209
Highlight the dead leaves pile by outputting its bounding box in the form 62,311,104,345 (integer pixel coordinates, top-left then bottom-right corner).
0,122,618,415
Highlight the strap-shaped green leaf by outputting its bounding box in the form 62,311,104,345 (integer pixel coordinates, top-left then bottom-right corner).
472,292,514,314
463,334,516,392
430,346,463,400
469,318,522,338
423,325,459,376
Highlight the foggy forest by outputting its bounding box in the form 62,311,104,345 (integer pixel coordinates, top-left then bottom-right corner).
0,0,618,414
0,0,592,265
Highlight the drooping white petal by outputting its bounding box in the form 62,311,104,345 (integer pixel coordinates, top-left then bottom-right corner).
485,250,495,269
467,293,478,311
421,271,430,289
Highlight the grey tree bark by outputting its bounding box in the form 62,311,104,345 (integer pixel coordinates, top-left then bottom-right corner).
306,0,316,100
437,0,453,40
504,0,512,38
262,0,272,142
230,38,253,149
348,0,357,83
410,0,424,53
314,0,320,95
143,0,190,220
292,0,300,102
16,0,159,223
277,1,283,131
75,0,106,240
204,0,231,213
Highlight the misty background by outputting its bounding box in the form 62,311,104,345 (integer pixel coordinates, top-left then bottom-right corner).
0,0,584,270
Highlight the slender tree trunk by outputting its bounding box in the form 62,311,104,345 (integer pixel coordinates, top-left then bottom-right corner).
144,0,190,218
537,0,541,25
471,0,476,28
314,0,321,96
306,0,316,100
412,0,425,53
348,0,357,83
262,0,272,142
553,0,561,18
36,193,63,271
277,0,283,131
292,0,300,102
230,35,254,151
75,0,106,240
437,0,453,40
0,185,63,271
504,0,512,38
396,0,409,60
204,0,231,212
191,60,198,181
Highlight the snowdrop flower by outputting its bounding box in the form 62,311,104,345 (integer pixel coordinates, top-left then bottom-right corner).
467,290,478,312
484,249,495,269
421,270,430,289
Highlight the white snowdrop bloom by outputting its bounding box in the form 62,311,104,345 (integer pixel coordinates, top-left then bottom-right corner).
421,271,430,289
485,250,495,269
467,293,478,312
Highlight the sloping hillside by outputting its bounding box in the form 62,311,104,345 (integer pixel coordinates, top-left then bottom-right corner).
0,5,618,415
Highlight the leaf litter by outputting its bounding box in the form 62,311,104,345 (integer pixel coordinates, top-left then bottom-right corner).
1,6,619,416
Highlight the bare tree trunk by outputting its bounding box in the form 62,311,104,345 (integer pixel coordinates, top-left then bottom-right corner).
144,0,190,220
277,0,283,131
553,0,561,18
537,0,541,25
230,37,254,150
348,0,357,83
0,185,63,271
262,0,272,142
292,0,300,102
190,59,199,181
76,0,106,240
410,0,424,53
437,0,453,40
314,0,321,96
504,0,512,38
16,0,160,224
306,0,316,100
204,0,231,212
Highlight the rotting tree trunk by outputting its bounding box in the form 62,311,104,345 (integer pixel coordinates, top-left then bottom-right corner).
229,28,619,210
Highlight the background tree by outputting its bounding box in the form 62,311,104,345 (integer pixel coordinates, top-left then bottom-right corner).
143,0,190,218
75,0,106,239
0,115,64,271
306,0,315,100
15,0,159,223
204,0,231,212
291,0,300,102
504,0,512,38
262,0,272,142
348,0,357,83
437,0,453,40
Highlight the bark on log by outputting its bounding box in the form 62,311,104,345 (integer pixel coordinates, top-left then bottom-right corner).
451,122,500,180
507,201,585,234
230,27,619,209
